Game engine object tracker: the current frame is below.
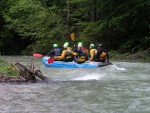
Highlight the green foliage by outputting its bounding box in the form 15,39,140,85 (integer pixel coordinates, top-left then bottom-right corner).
0,0,149,55
119,36,150,54
3,0,67,54
0,60,19,76
4,0,45,38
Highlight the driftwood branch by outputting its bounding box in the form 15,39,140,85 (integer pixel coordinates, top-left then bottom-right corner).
0,58,47,83
15,63,47,81
0,72,27,83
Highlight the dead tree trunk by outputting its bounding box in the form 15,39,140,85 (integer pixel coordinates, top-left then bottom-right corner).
0,59,47,83
15,63,47,82
0,72,27,83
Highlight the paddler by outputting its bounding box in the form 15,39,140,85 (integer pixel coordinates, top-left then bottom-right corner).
95,43,110,63
47,43,62,61
89,43,97,61
54,42,77,62
74,43,87,63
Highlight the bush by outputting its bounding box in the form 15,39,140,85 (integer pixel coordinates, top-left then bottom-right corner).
0,59,19,76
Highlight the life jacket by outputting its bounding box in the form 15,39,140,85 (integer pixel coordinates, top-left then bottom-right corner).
90,49,97,61
54,48,61,56
99,52,107,60
77,49,86,63
64,50,73,62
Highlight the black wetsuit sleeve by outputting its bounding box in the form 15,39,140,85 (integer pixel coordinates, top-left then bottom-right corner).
47,50,55,57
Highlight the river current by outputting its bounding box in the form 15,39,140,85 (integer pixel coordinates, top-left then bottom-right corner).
0,56,150,113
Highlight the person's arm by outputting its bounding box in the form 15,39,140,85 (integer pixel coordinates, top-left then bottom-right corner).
67,47,77,56
90,49,95,61
54,50,66,60
70,51,77,56
47,49,55,57
85,49,89,56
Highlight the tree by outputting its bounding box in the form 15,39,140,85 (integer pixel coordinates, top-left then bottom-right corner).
3,0,67,54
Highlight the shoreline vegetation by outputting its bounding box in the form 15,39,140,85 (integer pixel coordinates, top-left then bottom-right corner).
110,49,150,62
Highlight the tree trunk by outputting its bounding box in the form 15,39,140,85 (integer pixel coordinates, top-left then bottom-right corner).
15,63,47,81
66,0,70,36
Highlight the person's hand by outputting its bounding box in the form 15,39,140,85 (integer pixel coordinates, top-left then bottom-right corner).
54,56,57,59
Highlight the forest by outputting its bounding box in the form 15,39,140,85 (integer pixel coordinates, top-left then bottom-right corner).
0,0,149,56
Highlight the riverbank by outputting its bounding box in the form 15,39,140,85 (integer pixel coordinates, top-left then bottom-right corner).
110,49,150,63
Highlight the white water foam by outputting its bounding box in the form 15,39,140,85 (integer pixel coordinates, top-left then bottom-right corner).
111,65,126,71
72,73,106,81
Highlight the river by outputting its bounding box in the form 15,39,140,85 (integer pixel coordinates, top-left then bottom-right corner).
0,56,150,113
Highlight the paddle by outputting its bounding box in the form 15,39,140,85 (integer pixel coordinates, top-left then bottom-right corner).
33,53,55,64
70,32,75,41
48,58,55,64
33,53,43,57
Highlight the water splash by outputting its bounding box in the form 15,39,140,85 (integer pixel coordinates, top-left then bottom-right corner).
111,65,126,71
72,73,106,81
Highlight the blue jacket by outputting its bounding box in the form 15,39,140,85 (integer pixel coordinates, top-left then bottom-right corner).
47,48,62,57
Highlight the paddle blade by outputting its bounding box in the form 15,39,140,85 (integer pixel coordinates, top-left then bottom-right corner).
33,53,43,57
48,58,55,64
70,32,75,41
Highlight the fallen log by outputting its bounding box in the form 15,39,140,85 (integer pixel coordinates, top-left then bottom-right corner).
15,63,47,81
0,58,47,83
0,72,27,83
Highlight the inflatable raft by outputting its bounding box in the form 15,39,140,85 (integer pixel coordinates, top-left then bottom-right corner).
42,57,112,68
